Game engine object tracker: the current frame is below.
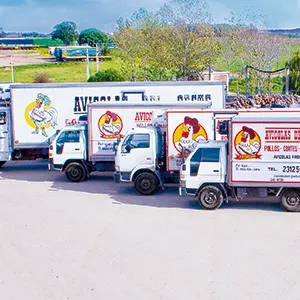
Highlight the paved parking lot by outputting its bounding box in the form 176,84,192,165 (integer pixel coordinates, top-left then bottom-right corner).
0,161,300,300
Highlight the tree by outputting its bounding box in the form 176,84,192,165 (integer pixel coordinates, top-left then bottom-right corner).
113,8,156,81
156,0,221,79
288,52,300,94
78,28,108,46
52,21,78,45
88,69,125,82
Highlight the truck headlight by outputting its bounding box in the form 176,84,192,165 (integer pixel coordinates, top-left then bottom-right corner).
115,165,120,172
180,173,185,179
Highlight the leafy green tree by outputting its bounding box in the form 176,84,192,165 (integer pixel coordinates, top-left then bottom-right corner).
52,21,78,45
288,52,300,94
88,69,125,82
78,28,108,46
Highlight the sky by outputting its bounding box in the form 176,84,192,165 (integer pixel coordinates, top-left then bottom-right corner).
0,0,299,33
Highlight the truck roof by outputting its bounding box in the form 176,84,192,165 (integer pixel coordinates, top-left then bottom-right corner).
9,81,225,89
195,140,228,147
88,102,212,108
232,115,300,123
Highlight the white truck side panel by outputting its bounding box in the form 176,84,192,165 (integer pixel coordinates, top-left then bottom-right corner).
167,111,216,171
230,120,300,184
10,82,225,149
89,107,159,159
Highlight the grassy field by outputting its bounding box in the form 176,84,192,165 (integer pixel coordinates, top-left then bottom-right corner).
0,59,122,83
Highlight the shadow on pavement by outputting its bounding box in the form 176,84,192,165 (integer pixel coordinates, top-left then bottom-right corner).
0,161,283,212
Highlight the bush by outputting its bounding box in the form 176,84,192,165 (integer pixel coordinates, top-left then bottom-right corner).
33,72,51,83
88,69,125,82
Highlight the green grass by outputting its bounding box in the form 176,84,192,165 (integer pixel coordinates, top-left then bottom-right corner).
0,59,122,83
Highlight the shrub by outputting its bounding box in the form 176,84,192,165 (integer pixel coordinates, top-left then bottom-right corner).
33,72,51,83
88,69,125,82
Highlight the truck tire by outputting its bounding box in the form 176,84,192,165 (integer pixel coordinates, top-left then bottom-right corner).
198,185,224,210
0,161,6,168
280,189,300,212
134,173,158,196
65,162,87,182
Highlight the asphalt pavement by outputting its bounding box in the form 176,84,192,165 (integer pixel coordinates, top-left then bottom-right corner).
0,161,299,300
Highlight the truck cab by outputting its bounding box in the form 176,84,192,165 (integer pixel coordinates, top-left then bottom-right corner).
0,106,11,166
114,126,164,195
179,141,228,209
49,124,88,182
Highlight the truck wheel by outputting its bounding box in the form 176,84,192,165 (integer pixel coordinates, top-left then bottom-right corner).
65,162,87,182
280,189,300,212
198,185,224,210
0,161,6,168
134,173,158,196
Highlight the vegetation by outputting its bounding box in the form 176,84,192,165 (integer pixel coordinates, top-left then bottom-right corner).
0,60,122,83
78,28,108,46
287,52,300,93
33,72,51,83
88,68,125,82
51,21,78,45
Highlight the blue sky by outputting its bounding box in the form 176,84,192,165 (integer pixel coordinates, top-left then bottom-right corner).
0,0,299,33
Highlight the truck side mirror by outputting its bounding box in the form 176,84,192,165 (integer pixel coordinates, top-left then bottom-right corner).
218,120,229,135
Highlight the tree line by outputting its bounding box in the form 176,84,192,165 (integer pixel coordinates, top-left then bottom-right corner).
50,0,299,94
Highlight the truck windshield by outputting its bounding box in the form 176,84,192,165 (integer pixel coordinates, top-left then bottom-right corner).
0,112,6,125
122,134,150,151
191,148,220,163
57,130,80,143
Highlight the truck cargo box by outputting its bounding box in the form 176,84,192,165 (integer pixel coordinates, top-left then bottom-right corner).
230,115,300,186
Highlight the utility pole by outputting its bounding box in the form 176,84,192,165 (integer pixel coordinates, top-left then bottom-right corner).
86,44,90,81
285,67,290,95
96,44,100,73
10,55,14,83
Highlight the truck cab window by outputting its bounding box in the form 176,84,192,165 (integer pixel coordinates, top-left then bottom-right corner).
122,134,150,152
0,112,6,125
202,148,220,163
190,147,220,176
57,130,80,143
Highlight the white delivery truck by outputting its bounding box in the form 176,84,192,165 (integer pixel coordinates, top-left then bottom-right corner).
0,81,225,167
179,115,300,212
48,103,219,182
114,109,300,195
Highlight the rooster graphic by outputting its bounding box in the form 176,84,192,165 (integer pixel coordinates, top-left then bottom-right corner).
28,93,58,137
173,116,207,154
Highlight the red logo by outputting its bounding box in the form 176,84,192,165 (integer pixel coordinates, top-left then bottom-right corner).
98,111,123,139
234,126,262,160
172,116,208,157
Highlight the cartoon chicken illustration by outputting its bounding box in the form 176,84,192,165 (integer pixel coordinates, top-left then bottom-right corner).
28,93,58,137
100,111,122,135
174,116,207,153
236,126,260,155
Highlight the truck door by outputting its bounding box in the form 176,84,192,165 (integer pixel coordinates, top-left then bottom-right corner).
54,129,85,166
188,147,222,187
118,133,153,172
0,108,11,162
214,112,238,140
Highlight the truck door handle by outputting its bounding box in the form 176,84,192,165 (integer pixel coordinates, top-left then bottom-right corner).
2,131,8,133
75,148,80,151
213,170,219,173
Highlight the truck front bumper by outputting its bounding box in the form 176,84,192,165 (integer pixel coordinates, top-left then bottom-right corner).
114,172,121,183
179,187,187,196
114,171,131,183
48,158,63,171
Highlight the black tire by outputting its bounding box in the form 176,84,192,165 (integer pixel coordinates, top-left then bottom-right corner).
0,161,6,168
280,189,300,212
198,185,224,210
65,162,87,182
134,173,158,196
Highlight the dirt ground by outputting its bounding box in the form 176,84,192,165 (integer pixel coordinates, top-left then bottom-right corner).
1,160,300,300
0,51,55,67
